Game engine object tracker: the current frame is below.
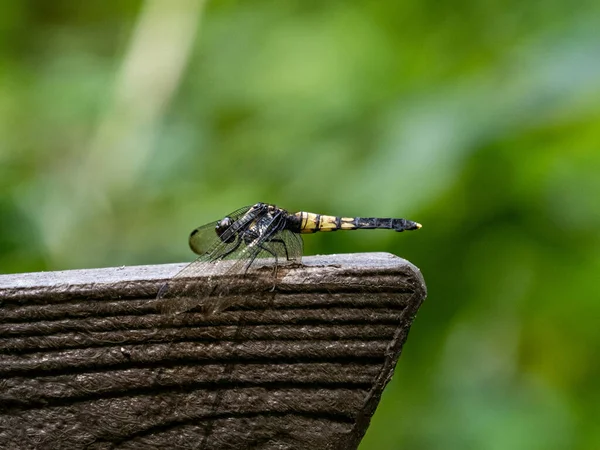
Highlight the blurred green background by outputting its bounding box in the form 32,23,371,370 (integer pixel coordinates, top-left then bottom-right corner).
1,1,599,449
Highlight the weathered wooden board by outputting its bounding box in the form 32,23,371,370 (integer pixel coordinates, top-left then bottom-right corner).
0,252,426,450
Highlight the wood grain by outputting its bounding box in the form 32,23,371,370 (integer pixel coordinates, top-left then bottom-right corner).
0,252,426,450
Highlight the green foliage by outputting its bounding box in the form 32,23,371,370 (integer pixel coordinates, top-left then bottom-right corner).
1,1,599,448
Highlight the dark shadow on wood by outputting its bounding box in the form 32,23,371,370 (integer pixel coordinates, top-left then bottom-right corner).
0,252,427,450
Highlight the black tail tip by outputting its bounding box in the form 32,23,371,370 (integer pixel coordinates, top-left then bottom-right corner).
397,220,422,231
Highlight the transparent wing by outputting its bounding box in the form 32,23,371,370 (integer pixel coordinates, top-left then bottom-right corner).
199,228,304,315
186,220,220,257
157,241,261,316
157,206,300,315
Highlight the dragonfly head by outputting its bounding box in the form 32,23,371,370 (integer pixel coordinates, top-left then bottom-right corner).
215,216,236,243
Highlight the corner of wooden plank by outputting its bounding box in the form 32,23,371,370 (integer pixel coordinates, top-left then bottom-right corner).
0,252,427,450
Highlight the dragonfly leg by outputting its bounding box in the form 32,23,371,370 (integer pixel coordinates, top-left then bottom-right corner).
243,242,279,277
269,238,290,260
255,242,279,291
260,243,280,285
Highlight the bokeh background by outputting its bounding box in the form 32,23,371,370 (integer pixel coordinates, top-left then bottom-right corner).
1,1,599,449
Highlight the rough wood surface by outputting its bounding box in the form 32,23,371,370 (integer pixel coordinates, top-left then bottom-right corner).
0,252,427,450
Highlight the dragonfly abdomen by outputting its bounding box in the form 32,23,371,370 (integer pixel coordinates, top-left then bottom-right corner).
291,212,421,233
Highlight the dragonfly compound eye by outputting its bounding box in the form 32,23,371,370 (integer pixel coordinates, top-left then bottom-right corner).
215,217,235,243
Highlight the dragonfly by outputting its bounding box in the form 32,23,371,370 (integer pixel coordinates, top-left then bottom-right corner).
157,202,421,315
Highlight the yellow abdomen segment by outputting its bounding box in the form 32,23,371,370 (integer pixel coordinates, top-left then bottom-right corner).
339,217,357,230
295,212,357,233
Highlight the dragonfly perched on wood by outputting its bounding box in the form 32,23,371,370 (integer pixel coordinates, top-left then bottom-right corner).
157,202,421,315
